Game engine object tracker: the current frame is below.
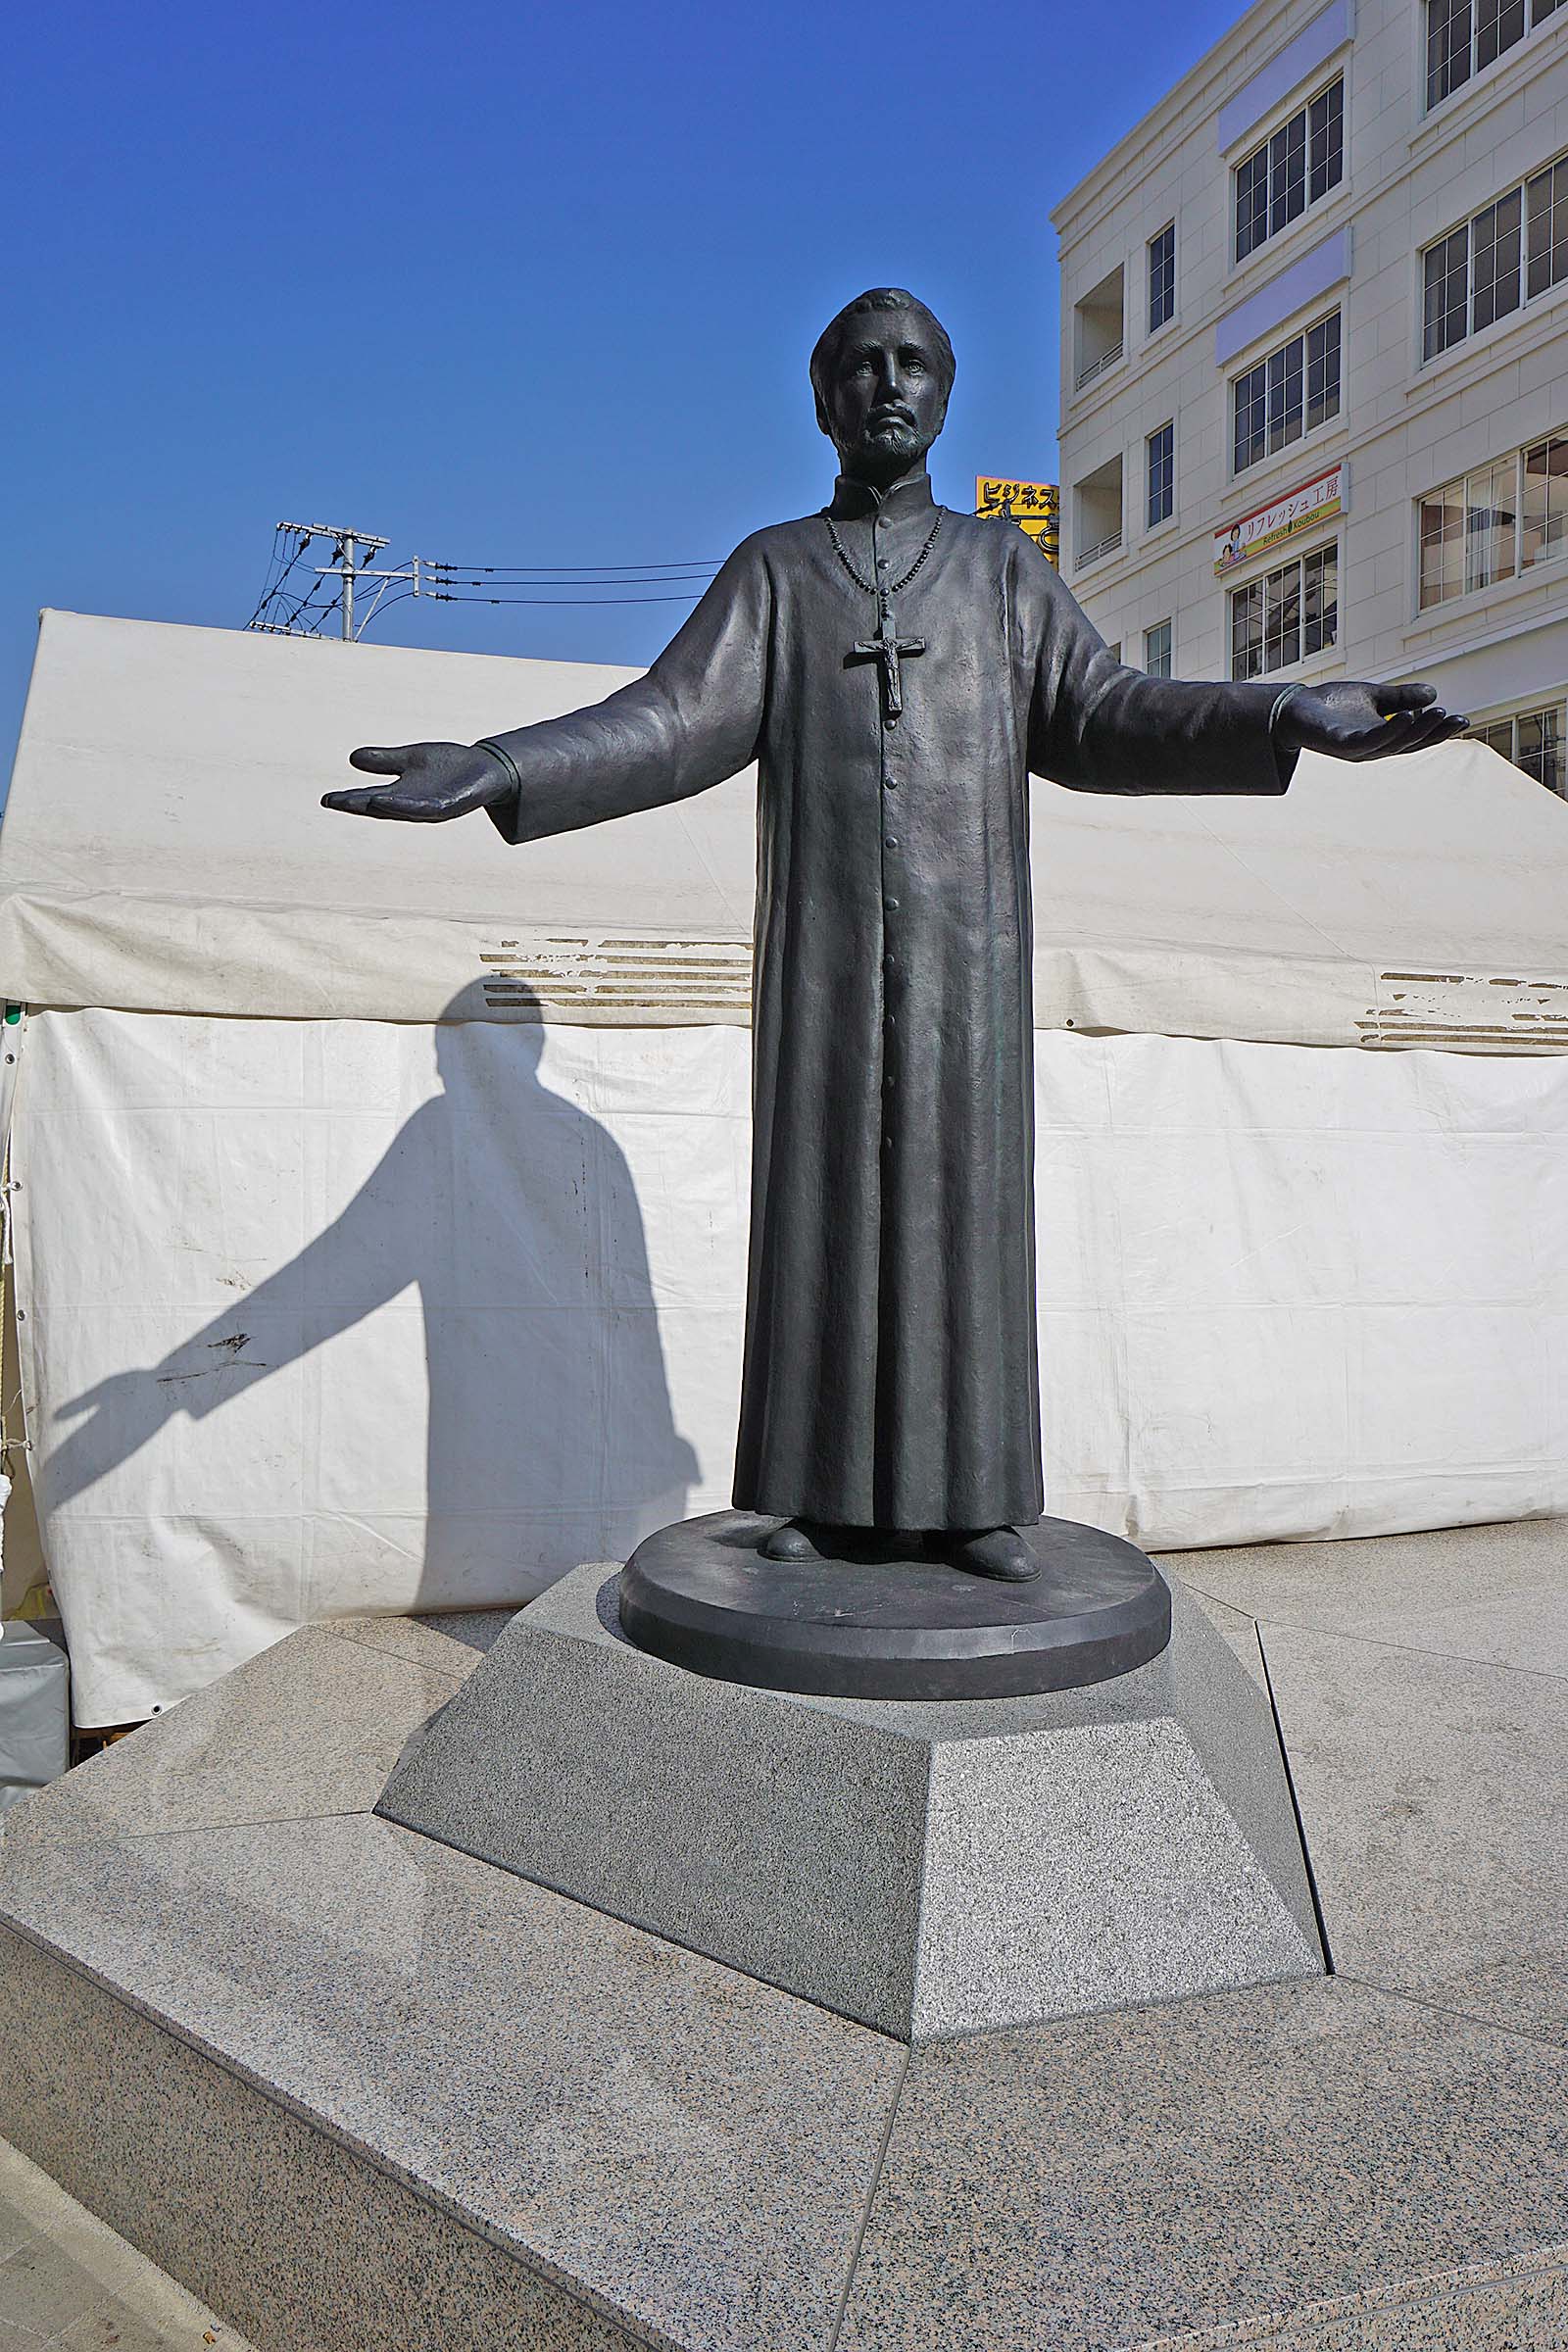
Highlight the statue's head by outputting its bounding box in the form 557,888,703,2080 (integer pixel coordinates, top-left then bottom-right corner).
810,289,955,485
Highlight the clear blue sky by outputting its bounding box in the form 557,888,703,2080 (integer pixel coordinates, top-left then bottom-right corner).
6,0,1250,767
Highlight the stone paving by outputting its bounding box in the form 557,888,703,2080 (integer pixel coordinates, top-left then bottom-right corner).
1159,1517,1568,2036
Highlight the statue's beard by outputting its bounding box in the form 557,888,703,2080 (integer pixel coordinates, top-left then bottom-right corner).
846,416,932,480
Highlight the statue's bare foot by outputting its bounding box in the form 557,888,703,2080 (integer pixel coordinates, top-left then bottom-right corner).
945,1526,1040,1582
760,1516,825,1562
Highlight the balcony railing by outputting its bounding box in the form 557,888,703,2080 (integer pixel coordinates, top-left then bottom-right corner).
1076,529,1123,569
1074,341,1124,391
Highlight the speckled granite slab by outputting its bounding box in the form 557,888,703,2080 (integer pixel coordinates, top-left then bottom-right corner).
0,1812,904,2352
1260,1624,1568,2000
836,1978,1568,2352
1160,1522,1568,2051
8,1621,480,1843
4,1858,1566,2352
3,1590,1568,2352
1162,1518,1568,1680
376,1565,1322,2038
1144,2244,1568,2349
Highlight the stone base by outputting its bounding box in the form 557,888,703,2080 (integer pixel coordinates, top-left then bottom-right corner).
376,1566,1321,2039
619,1509,1172,1697
6,1586,1568,2352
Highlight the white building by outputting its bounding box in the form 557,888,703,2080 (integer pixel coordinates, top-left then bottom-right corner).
1052,0,1568,793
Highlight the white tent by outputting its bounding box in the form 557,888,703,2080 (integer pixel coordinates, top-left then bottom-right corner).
5,609,1568,1723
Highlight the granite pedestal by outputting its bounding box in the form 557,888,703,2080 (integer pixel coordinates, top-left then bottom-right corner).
5,1541,1568,2351
376,1565,1321,2038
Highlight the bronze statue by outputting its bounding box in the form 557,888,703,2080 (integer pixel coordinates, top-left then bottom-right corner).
325,289,1464,1585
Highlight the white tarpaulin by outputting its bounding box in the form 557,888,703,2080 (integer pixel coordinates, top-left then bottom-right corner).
14,1008,1568,1726
4,611,1568,1722
5,610,1568,1050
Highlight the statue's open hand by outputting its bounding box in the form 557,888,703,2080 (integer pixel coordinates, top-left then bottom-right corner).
321,741,514,821
1274,680,1469,762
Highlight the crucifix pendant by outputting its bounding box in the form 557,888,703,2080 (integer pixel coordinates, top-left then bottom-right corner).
851,595,925,728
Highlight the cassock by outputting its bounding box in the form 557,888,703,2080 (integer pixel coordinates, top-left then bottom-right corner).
484,472,1295,1531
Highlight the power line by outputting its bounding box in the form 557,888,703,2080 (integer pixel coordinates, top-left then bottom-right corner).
244,524,716,638
425,570,717,586
245,525,309,631
429,591,709,607
361,585,418,622
425,560,722,577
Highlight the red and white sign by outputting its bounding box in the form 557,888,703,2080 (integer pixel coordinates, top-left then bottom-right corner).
1214,463,1346,575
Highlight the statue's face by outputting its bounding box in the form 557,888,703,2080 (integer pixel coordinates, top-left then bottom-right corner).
818,310,951,482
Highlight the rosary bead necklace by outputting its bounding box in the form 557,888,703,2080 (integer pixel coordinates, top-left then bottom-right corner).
824,508,944,599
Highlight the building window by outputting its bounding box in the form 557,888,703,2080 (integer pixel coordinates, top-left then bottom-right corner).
1419,430,1568,607
1425,0,1565,108
1426,0,1468,104
1418,462,1515,604
1147,421,1174,526
1232,314,1341,474
1145,619,1173,677
1529,156,1568,298
1474,190,1524,332
1234,78,1343,264
1472,704,1566,794
1148,222,1176,332
1230,544,1338,679
1525,430,1568,566
1423,151,1568,359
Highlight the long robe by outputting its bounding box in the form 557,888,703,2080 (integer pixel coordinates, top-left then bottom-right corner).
485,471,1295,1530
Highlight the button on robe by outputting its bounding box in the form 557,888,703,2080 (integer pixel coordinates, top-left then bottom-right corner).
485,473,1294,1531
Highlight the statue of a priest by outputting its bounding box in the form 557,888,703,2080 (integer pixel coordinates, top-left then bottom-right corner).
324,288,1465,1583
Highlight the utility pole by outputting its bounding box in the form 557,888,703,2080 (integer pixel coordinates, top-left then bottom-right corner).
249,525,421,640
305,523,384,639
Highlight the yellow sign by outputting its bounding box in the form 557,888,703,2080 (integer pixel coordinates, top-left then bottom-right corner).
1213,465,1345,575
976,477,1059,566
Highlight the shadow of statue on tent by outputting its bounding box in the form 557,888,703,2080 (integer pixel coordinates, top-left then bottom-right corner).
43,979,700,1613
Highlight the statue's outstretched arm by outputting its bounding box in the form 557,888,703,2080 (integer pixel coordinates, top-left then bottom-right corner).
322,541,770,841
1022,538,1465,798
